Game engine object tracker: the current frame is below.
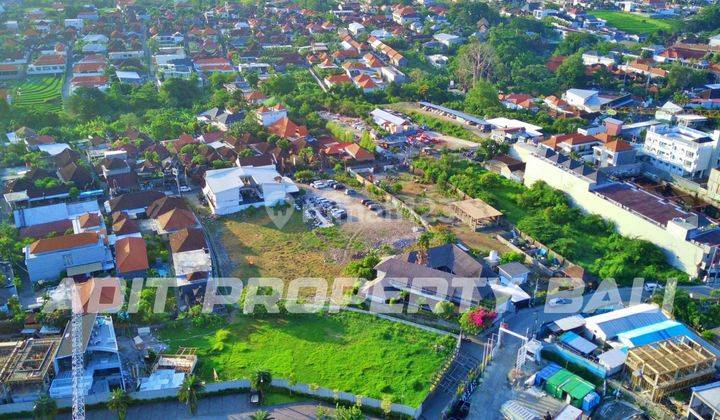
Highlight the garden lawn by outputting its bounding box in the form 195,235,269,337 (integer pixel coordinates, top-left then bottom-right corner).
158,311,455,407
589,10,681,35
13,77,63,112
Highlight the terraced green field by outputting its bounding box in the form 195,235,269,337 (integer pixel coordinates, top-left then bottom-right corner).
589,10,681,35
13,77,63,112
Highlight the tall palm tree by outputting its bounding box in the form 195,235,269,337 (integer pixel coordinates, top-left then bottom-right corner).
250,370,273,396
33,393,57,420
107,388,132,420
178,374,205,415
249,410,274,420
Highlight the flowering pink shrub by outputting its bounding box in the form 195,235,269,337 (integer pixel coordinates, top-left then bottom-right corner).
459,307,497,335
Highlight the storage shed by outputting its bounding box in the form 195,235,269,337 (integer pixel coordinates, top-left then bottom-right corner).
545,370,600,411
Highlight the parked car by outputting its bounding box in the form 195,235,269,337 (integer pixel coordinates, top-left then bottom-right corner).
644,283,663,293
332,183,345,190
361,199,373,205
547,298,573,307
345,189,356,195
312,180,329,189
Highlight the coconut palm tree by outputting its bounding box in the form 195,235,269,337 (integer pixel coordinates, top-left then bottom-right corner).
249,410,274,420
107,388,132,420
178,374,205,415
33,393,57,420
250,370,273,396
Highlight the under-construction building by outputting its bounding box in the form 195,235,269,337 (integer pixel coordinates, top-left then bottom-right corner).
49,313,125,398
0,338,61,403
624,336,717,402
139,347,197,391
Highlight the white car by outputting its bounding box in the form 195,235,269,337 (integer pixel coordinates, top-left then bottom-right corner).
312,181,329,189
179,185,192,192
547,298,573,307
644,283,663,293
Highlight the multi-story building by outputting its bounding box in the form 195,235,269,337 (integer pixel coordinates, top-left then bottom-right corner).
202,166,298,215
593,139,637,167
642,125,720,179
24,232,114,282
50,314,124,398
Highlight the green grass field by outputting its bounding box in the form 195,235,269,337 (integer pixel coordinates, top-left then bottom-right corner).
13,77,63,112
589,10,681,35
159,312,455,407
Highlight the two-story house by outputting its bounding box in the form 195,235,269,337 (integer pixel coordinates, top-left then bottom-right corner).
24,232,114,282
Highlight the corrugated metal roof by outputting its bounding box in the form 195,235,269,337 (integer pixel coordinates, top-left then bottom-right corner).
560,332,598,355
617,320,688,348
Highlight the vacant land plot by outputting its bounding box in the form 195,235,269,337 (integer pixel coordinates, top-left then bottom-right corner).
395,174,512,253
159,311,455,407
589,10,681,34
13,77,63,111
213,210,363,282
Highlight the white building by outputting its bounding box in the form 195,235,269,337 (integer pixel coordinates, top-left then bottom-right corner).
348,22,365,35
583,304,666,343
202,166,299,215
709,34,720,48
433,33,462,47
370,108,413,134
642,125,720,179
562,89,631,113
581,51,616,67
50,314,124,398
255,104,287,127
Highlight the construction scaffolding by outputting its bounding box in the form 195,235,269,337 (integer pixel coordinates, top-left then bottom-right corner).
0,338,61,401
624,336,717,402
154,347,198,374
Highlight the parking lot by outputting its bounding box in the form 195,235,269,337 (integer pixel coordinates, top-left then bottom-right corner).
303,181,420,250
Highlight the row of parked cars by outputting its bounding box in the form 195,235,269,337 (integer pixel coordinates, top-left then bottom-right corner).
311,179,357,196
306,195,347,225
360,198,387,217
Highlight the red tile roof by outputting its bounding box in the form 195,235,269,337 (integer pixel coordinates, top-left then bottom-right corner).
115,237,149,273
156,208,197,232
29,232,99,254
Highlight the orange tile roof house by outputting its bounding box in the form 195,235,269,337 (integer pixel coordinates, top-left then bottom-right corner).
344,143,374,162
155,208,199,234
267,117,309,139
114,237,149,277
24,232,114,282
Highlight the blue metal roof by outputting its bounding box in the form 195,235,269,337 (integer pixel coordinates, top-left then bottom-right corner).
617,320,688,347
595,311,668,339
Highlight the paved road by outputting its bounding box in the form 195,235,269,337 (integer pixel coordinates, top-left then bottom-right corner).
62,394,335,420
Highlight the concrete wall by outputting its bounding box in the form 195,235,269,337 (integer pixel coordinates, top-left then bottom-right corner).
513,143,705,276
0,378,422,418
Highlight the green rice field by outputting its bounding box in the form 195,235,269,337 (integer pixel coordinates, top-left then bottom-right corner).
589,10,681,35
13,77,63,112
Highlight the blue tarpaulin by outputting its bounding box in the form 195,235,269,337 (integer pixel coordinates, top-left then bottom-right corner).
617,320,689,348
534,363,562,387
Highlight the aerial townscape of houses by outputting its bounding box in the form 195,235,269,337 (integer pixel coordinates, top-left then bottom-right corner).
4,0,720,418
